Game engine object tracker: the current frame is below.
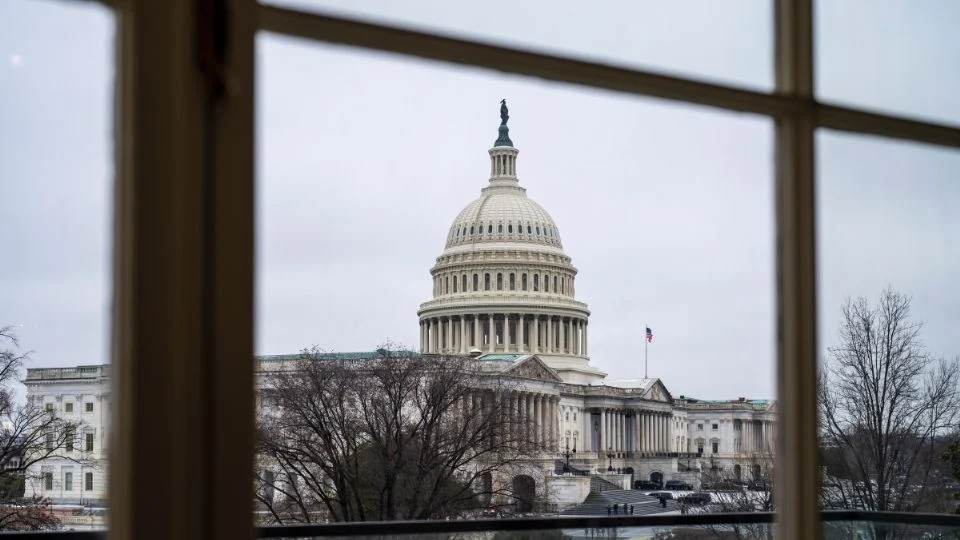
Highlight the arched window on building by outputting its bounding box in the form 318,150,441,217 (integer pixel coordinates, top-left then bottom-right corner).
453,277,458,293
521,274,527,291
484,273,491,291
473,274,479,291
462,274,467,292
561,278,565,295
498,223,503,233
545,274,550,292
488,224,493,234
554,276,558,292
533,274,539,291
508,224,513,233
509,273,515,290
496,273,503,290
478,223,484,235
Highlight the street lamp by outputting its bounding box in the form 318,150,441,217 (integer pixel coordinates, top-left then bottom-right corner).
562,441,576,474
606,447,614,472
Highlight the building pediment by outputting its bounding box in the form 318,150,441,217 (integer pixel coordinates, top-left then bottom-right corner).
644,379,673,403
502,355,563,383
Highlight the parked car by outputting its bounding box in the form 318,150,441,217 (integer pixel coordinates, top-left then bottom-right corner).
481,507,499,518
635,480,661,490
677,492,712,505
664,480,693,491
648,491,674,500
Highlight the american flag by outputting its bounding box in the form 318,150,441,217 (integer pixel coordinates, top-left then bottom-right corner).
645,326,654,343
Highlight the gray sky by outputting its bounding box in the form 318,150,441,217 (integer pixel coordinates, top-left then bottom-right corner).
2,0,959,400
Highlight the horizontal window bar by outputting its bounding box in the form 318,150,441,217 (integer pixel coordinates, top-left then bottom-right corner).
258,6,960,151
257,5,794,118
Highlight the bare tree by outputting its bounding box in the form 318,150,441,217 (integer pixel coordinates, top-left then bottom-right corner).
0,326,87,530
690,456,774,540
818,289,960,513
255,345,544,523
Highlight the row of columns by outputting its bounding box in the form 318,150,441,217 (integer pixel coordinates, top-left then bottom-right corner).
420,314,588,356
463,390,559,452
737,420,774,453
579,409,673,454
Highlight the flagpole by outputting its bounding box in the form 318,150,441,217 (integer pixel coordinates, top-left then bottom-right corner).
644,322,648,379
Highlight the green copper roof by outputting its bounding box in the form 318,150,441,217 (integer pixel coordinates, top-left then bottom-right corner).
477,353,525,362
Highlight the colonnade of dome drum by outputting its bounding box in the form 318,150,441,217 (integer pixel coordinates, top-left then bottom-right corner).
419,312,588,356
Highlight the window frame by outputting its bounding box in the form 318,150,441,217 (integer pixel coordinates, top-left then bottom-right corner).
101,0,960,539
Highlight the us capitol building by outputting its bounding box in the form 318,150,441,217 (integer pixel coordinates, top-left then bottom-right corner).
22,103,775,510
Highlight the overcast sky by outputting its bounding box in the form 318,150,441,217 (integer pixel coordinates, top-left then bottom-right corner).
2,0,959,400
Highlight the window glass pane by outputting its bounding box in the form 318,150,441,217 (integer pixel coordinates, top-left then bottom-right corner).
263,0,773,91
0,0,113,528
256,34,774,523
816,132,960,513
816,0,960,125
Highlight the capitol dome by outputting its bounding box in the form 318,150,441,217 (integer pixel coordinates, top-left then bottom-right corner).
417,102,600,384
444,185,563,251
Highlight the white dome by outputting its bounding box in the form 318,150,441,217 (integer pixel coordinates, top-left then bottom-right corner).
445,186,563,250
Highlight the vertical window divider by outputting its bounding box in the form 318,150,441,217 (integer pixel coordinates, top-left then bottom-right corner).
774,0,819,538
112,0,256,539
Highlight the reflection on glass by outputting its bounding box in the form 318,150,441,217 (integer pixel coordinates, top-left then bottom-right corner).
255,34,775,524
0,0,114,530
817,132,960,513
816,0,960,125
262,0,772,90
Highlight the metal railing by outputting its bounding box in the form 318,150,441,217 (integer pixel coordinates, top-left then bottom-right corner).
11,511,960,538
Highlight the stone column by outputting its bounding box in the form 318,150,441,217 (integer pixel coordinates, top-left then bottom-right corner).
620,410,630,452
567,318,573,353
659,415,665,452
634,414,640,453
616,411,621,452
653,414,659,452
545,317,552,353
600,409,607,453
667,415,673,453
533,394,541,447
611,409,617,452
504,314,512,352
472,315,480,351
424,319,430,352
583,320,590,356
518,315,526,353
637,413,643,452
447,318,454,352
459,317,467,354
510,392,526,450
559,317,566,354
532,316,539,353
658,414,663,452
522,394,530,448
619,411,624,452
487,314,495,352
